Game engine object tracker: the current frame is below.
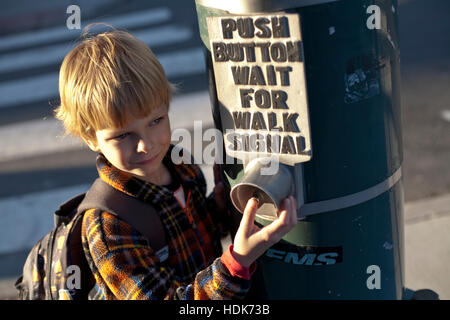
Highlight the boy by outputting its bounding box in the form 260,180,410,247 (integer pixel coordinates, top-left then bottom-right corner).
55,29,297,300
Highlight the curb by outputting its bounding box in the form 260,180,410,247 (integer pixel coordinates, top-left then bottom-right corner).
404,192,450,224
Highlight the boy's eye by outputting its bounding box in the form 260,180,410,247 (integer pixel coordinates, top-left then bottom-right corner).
150,117,163,126
112,132,129,140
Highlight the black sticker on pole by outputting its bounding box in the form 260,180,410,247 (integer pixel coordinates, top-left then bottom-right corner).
264,240,343,266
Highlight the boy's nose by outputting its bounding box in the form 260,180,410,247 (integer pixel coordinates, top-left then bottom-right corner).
136,137,151,154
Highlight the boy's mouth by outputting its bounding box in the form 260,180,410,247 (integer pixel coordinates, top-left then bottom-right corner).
135,152,159,165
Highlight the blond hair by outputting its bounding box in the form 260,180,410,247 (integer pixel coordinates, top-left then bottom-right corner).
55,27,173,141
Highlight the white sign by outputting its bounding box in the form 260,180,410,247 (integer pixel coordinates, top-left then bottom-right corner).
207,14,312,165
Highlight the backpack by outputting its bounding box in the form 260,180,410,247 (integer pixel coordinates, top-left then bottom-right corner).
14,178,168,300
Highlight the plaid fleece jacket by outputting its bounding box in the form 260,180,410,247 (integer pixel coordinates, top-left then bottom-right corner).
81,145,253,300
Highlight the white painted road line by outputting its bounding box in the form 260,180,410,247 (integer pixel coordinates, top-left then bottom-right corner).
0,184,90,255
441,110,450,122
0,73,57,108
0,7,172,52
0,47,205,109
0,118,83,162
158,47,205,77
0,25,193,73
0,90,214,162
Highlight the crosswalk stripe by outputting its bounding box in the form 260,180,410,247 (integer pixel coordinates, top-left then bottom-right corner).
0,7,172,52
0,117,82,162
0,47,205,109
0,73,56,108
0,24,193,74
157,47,205,77
0,184,90,255
441,110,450,122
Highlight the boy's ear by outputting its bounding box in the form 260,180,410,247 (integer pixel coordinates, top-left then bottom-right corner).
82,137,100,152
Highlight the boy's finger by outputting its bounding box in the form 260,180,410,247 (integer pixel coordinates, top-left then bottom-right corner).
283,196,297,226
279,196,296,224
240,197,259,235
286,196,297,225
261,209,288,243
263,197,296,239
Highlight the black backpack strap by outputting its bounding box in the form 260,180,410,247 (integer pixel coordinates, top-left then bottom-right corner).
54,193,86,227
78,178,167,254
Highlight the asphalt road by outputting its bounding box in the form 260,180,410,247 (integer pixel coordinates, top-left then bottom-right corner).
397,0,450,201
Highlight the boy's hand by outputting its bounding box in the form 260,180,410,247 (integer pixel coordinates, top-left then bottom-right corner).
232,195,298,267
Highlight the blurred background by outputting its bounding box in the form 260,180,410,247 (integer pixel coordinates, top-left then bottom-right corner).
0,0,448,299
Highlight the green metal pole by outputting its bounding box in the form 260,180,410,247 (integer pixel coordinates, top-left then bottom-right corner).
195,0,405,299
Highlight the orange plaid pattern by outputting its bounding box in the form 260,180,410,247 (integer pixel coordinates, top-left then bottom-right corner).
81,145,251,299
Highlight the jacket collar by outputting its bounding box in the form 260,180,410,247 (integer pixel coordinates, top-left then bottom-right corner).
96,144,196,205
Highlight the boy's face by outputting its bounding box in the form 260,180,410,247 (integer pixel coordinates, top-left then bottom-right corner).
84,104,171,184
